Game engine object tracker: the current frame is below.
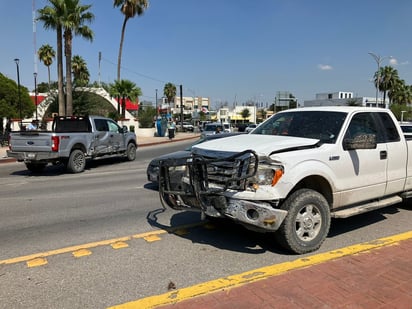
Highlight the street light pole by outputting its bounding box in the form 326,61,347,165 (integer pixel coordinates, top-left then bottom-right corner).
368,52,388,106
34,72,38,120
14,58,22,128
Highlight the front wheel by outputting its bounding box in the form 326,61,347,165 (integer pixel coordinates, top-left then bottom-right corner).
125,143,136,161
66,149,86,173
275,189,331,254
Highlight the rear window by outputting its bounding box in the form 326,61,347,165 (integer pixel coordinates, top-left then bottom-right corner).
53,117,91,133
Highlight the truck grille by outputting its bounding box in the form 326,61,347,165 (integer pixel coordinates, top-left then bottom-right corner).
190,150,258,192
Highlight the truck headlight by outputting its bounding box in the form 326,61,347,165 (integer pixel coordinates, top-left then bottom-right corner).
248,165,284,190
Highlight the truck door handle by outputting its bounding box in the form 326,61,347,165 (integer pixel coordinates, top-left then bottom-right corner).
109,134,114,138
380,150,387,160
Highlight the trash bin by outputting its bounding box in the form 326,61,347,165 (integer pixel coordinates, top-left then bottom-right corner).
168,128,175,139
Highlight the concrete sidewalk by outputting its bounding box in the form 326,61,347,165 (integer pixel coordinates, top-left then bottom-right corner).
0,131,200,164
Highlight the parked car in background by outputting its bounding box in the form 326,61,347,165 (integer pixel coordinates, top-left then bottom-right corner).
201,122,224,137
400,122,412,139
237,123,248,132
176,122,194,132
223,123,232,133
245,123,257,133
147,132,245,183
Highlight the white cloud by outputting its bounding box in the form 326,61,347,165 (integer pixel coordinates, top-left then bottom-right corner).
389,58,398,66
318,64,333,71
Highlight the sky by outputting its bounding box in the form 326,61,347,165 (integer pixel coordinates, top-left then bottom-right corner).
1,0,412,108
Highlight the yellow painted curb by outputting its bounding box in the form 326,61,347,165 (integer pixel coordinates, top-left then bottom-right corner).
108,230,412,309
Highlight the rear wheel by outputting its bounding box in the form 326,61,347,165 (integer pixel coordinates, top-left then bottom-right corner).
275,189,331,254
25,163,47,173
66,149,86,173
126,143,136,161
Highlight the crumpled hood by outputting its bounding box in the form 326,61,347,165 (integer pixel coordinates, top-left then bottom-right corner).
192,134,319,158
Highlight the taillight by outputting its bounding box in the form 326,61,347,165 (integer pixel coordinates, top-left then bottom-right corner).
51,136,60,152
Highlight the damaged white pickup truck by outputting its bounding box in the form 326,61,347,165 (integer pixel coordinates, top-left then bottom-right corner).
159,106,412,254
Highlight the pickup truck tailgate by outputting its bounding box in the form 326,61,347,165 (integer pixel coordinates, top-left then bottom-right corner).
10,132,53,152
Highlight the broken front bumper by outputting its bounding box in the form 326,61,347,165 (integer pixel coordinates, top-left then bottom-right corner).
158,150,287,231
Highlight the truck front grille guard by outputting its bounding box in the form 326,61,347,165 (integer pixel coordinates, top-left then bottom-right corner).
159,150,259,211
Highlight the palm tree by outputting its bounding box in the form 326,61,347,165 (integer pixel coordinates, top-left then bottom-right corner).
163,82,176,114
113,0,149,81
110,79,142,118
37,44,56,90
38,0,94,116
389,79,412,105
61,0,94,116
72,55,90,87
374,66,399,105
37,0,65,116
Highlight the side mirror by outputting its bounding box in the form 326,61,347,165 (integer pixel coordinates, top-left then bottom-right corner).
343,134,377,150
122,125,128,133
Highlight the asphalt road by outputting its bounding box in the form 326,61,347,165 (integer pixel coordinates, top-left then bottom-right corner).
0,141,411,308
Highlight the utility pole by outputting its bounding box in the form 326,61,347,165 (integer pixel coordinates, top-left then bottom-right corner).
180,85,183,129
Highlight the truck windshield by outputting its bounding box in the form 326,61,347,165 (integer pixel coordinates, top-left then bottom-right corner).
251,111,347,144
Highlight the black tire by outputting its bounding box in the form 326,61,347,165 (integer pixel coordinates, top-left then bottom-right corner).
66,149,86,173
275,189,331,254
125,143,136,161
25,163,47,173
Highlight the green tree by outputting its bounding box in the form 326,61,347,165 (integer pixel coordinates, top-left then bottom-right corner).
110,79,142,118
113,0,149,81
389,79,412,105
347,98,361,106
72,55,90,87
37,0,66,116
37,44,56,90
61,0,94,116
163,82,176,105
0,73,35,120
374,65,399,105
240,108,251,123
138,105,156,128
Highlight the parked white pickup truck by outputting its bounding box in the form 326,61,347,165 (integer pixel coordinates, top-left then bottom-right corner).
159,106,412,254
7,115,137,173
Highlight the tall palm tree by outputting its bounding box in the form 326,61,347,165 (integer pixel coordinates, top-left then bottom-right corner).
374,65,399,105
72,55,90,87
110,79,142,118
37,44,56,90
37,0,65,116
113,0,149,81
163,82,176,114
61,0,94,116
389,79,412,105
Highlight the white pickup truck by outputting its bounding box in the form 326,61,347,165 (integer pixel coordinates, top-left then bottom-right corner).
159,106,412,254
7,115,137,173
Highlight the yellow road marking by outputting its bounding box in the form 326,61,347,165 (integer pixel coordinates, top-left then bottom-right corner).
108,230,412,309
111,241,129,249
27,257,48,268
72,249,92,258
0,222,205,266
143,235,161,242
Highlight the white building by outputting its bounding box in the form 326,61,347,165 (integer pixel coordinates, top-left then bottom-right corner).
304,91,389,108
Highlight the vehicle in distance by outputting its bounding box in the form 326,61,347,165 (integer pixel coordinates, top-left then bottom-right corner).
176,122,194,132
245,123,257,133
223,123,232,133
200,122,224,137
147,132,244,183
159,106,412,254
7,115,137,173
400,122,412,139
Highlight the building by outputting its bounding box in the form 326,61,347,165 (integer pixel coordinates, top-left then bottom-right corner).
170,96,211,118
304,91,389,108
